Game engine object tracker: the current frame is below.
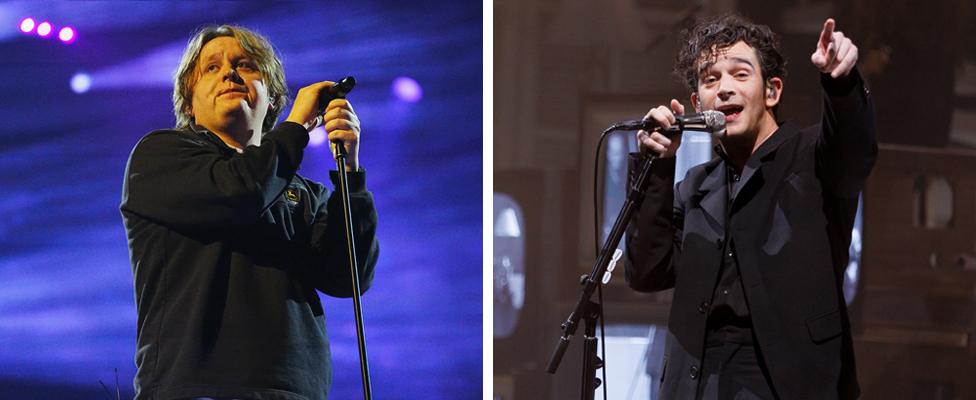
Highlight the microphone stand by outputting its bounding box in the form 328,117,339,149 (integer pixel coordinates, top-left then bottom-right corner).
332,141,373,400
546,125,663,400
318,76,372,400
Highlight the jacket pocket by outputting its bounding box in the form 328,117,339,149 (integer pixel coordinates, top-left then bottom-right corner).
805,309,842,344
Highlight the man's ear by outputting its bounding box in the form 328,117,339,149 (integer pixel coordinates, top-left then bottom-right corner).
765,77,784,108
690,92,701,112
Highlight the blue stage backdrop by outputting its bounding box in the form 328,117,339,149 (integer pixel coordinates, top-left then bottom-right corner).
0,1,481,398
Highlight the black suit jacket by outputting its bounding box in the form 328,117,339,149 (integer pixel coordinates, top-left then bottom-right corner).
625,71,876,399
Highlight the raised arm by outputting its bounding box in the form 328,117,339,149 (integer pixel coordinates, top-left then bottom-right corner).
811,18,878,197
624,155,683,292
120,121,308,230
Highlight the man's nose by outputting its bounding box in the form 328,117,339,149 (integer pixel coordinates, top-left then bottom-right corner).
222,65,244,83
716,74,735,99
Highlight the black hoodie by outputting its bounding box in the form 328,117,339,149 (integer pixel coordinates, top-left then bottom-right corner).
120,121,379,400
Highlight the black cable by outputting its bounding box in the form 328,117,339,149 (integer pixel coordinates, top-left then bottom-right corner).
592,128,617,400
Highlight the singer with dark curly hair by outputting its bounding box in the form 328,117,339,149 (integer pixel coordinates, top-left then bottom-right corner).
626,14,875,399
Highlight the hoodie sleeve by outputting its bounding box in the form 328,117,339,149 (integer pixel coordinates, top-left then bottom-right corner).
301,171,380,297
120,122,309,230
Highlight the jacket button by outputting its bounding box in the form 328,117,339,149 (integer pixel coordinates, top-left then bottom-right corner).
697,301,710,314
690,365,699,380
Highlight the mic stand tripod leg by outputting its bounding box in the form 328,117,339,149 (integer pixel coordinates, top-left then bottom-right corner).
545,150,660,399
580,300,603,400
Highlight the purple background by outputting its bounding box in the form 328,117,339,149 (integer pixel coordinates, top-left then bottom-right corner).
0,1,481,398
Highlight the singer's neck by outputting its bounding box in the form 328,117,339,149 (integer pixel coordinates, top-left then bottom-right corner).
721,117,778,172
201,120,262,150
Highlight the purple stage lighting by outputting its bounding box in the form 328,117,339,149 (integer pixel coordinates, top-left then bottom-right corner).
392,76,423,102
308,126,327,147
19,17,35,33
58,27,76,43
70,72,91,94
36,22,52,37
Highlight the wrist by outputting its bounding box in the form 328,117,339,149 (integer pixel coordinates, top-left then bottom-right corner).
344,156,360,171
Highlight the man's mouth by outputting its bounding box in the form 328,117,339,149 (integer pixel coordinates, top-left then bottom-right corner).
218,87,248,97
716,104,743,122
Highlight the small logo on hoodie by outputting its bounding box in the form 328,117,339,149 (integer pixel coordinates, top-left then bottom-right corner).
285,188,300,203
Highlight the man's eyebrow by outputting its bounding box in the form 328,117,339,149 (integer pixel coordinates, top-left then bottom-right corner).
201,51,222,64
728,57,755,69
697,61,715,76
697,57,756,76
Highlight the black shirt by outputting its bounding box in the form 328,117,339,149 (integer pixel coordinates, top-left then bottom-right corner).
706,164,754,345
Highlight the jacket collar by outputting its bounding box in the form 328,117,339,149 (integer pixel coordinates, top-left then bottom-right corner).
746,121,799,167
695,121,800,225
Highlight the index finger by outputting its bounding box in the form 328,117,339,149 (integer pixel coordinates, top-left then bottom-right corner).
818,18,835,50
314,80,337,89
245,79,269,110
325,98,355,114
253,79,268,100
670,99,685,116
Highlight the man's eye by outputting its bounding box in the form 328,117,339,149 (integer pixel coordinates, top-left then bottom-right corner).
206,64,219,73
702,76,717,84
237,61,255,71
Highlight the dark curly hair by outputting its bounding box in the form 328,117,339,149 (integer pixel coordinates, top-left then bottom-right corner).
674,14,786,92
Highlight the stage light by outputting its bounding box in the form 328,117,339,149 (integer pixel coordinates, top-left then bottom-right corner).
309,126,326,147
392,76,422,102
36,22,52,37
70,72,91,94
58,27,75,43
19,18,35,33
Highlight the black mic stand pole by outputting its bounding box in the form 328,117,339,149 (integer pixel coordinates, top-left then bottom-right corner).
319,76,372,400
332,140,373,400
546,125,667,400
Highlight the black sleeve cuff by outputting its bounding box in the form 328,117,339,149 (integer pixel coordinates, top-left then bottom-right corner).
329,169,368,193
820,66,862,97
627,152,676,188
262,121,310,167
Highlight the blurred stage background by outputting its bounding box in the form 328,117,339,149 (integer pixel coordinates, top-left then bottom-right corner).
0,1,481,398
494,0,976,399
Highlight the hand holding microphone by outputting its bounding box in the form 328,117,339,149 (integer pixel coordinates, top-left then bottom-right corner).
636,99,687,158
627,100,726,158
286,77,361,171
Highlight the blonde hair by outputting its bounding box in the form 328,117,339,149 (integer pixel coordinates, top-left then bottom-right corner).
172,25,289,133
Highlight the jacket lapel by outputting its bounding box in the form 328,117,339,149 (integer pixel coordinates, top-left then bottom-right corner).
729,122,800,213
695,158,727,235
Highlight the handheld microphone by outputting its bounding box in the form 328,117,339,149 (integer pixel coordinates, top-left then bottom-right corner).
317,76,356,111
317,76,357,158
609,110,726,135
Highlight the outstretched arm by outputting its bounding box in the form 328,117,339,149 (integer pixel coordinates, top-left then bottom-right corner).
812,18,878,197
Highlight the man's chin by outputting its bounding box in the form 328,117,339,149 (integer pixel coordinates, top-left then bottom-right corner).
721,127,744,139
717,128,756,147
217,104,248,120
